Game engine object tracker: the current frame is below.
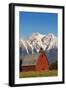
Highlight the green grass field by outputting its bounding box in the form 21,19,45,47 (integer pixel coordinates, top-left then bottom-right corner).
19,70,58,78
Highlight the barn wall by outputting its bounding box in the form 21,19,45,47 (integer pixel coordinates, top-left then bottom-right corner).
21,65,35,71
36,54,49,71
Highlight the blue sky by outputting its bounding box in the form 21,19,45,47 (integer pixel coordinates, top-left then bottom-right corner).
19,12,58,39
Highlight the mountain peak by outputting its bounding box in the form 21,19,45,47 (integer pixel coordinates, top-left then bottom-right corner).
47,33,55,39
29,32,45,40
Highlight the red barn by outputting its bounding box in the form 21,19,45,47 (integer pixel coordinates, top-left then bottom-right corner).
20,52,49,72
36,53,49,71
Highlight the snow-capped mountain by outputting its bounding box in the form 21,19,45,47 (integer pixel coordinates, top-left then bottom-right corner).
20,32,58,55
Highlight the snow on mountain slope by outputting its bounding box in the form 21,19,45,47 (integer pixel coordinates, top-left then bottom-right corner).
47,37,57,50
19,33,58,55
26,40,34,54
19,39,29,54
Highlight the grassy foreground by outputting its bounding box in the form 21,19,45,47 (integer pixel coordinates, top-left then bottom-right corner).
19,70,58,78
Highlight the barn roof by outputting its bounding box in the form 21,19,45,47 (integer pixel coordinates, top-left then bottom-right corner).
20,53,40,66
